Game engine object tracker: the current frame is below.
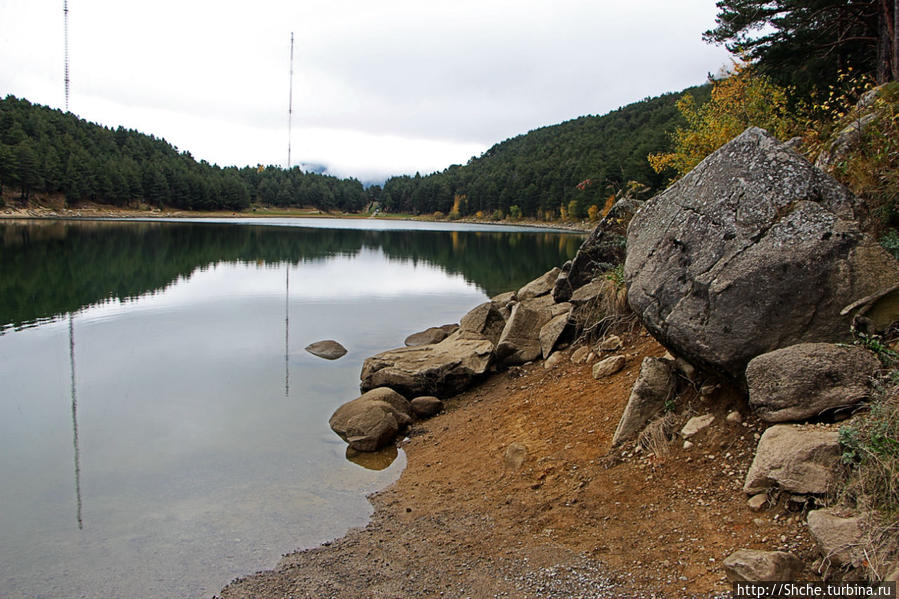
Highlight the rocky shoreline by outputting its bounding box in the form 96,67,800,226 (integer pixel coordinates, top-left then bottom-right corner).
0,202,594,232
218,126,899,597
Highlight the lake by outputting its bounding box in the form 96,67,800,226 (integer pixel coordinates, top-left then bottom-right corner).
0,217,583,599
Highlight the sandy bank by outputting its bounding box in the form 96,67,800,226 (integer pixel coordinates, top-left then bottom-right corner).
217,331,818,599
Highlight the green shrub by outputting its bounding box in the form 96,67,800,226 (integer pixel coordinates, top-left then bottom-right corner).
880,230,899,260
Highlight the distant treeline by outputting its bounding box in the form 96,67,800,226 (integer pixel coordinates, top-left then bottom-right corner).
0,95,368,212
0,86,709,216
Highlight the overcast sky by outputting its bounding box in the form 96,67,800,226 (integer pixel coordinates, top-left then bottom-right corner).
0,0,732,182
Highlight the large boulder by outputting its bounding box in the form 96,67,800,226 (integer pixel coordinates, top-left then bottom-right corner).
360,329,494,398
495,301,553,365
625,127,899,383
743,424,842,495
553,198,642,302
747,343,880,422
611,357,675,445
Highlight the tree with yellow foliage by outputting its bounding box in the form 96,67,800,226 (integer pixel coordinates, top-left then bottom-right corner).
648,63,800,178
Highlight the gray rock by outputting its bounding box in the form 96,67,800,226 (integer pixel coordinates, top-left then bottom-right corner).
360,329,494,398
544,351,565,370
747,494,768,511
404,324,458,347
570,346,591,364
599,335,622,352
344,404,399,452
747,343,880,423
459,301,507,346
517,267,561,300
611,357,675,445
521,294,556,312
410,396,443,418
726,411,743,424
304,340,348,360
723,549,805,582
815,112,879,173
592,355,626,379
807,507,867,567
625,127,899,382
550,302,573,318
329,387,413,438
329,387,414,452
570,279,610,306
495,302,552,365
490,291,517,306
681,414,715,438
539,313,570,359
743,425,841,495
552,198,642,302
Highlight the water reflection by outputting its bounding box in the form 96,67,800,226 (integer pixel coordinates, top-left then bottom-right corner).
0,218,582,332
0,218,581,599
69,312,83,530
345,445,400,471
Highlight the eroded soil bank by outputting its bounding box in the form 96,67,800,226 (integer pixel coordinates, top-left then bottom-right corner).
218,332,819,599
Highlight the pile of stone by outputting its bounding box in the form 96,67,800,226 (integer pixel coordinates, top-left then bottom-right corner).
327,192,646,452
330,259,626,451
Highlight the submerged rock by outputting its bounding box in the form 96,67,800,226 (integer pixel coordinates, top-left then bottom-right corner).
305,340,348,360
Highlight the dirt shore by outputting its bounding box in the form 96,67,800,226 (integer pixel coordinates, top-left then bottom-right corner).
217,331,820,599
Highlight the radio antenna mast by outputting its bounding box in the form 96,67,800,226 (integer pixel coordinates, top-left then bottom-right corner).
287,32,294,169
64,0,70,111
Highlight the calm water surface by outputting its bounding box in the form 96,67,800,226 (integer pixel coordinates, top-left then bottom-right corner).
0,218,582,598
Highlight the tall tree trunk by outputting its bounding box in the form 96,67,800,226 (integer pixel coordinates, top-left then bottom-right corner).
878,3,891,83
893,0,898,80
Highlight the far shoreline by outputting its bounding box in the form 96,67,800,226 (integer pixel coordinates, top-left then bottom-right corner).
0,201,595,233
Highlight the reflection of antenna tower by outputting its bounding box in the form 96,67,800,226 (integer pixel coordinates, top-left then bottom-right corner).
287,32,294,168
64,0,70,111
69,313,83,530
284,265,289,398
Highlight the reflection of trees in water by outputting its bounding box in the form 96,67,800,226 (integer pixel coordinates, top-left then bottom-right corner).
0,220,583,331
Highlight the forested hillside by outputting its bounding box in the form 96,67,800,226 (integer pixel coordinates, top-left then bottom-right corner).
0,96,368,212
379,85,710,219
0,85,709,216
